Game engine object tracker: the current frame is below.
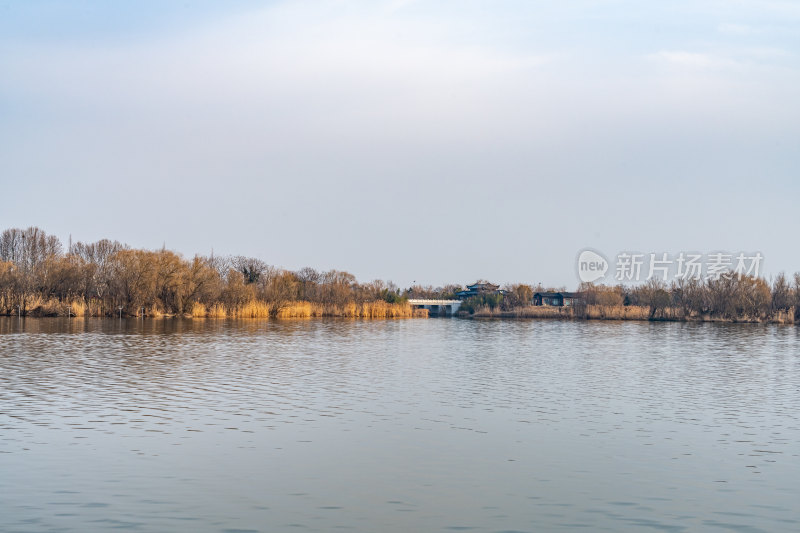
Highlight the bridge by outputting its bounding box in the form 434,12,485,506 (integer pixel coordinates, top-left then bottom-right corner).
407,299,462,317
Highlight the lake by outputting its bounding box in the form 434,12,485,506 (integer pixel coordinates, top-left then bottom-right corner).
1,317,799,532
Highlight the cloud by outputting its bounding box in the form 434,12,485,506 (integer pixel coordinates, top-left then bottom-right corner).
1,1,799,286
717,23,755,35
646,45,795,76
735,0,800,17
647,50,739,70
1,3,553,116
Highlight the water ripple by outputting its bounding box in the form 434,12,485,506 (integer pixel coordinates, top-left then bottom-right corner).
1,318,799,532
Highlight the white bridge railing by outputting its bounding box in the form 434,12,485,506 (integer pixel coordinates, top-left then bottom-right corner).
407,299,461,305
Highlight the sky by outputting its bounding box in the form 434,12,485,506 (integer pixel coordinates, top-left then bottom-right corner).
1,0,798,289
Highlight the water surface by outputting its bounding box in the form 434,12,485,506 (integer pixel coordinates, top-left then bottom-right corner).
1,318,799,532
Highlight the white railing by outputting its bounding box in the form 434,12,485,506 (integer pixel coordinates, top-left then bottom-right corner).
407,299,461,305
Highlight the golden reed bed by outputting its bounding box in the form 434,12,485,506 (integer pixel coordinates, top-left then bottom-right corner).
1,297,425,319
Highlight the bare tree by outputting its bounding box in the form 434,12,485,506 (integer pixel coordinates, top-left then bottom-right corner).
232,256,269,284
771,273,793,312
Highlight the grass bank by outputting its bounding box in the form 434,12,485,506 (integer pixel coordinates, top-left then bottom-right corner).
191,300,424,319
465,304,648,320
464,304,795,324
6,298,425,319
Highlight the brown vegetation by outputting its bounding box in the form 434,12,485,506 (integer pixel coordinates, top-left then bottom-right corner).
0,226,414,319
574,277,799,323
3,225,799,324
471,305,570,319
464,277,800,324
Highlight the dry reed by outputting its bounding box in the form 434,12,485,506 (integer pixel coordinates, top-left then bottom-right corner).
275,301,324,318
470,305,572,318
68,299,87,317
583,305,650,321
231,300,271,318
2,297,418,319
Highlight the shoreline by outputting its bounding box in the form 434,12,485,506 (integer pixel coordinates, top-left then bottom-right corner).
0,300,427,320
460,304,796,325
3,308,795,325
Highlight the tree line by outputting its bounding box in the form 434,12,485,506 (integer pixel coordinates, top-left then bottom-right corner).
577,275,800,322
451,278,800,323
3,226,799,322
0,227,417,318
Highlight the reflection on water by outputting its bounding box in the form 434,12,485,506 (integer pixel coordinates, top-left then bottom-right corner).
1,318,799,532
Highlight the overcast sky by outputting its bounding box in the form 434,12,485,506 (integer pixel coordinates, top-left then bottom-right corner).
1,0,798,288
